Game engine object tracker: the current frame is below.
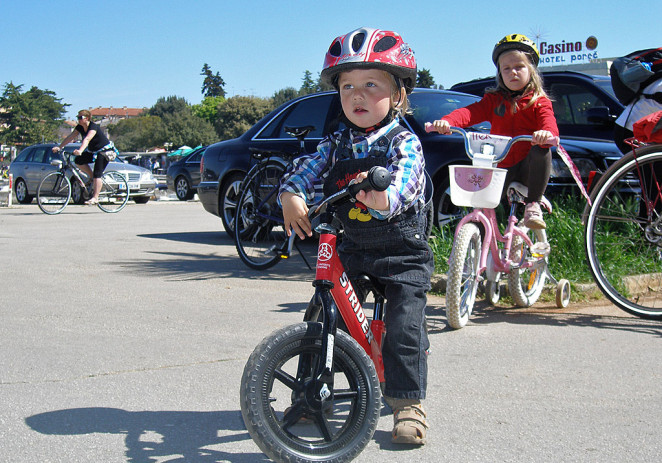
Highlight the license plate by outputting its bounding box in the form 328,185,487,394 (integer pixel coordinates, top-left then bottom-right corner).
129,183,140,190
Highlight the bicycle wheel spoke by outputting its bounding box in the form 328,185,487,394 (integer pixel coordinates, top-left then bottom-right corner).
273,367,298,390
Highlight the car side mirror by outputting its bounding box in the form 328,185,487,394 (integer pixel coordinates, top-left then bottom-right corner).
586,106,614,126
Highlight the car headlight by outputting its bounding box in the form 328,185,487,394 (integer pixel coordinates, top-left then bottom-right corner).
550,158,597,178
142,171,156,182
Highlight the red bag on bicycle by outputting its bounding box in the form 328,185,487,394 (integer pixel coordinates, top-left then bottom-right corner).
633,110,662,143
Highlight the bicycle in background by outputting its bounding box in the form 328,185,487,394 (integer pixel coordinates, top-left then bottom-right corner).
37,151,129,214
234,126,315,270
426,125,570,329
584,137,662,320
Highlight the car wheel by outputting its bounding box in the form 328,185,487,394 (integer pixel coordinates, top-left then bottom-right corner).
175,175,191,201
70,180,86,204
134,196,150,204
433,174,467,229
14,178,33,204
219,172,245,239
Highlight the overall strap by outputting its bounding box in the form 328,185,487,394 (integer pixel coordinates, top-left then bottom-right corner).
334,124,407,161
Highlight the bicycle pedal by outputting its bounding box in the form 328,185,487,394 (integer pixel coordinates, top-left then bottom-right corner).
530,242,551,258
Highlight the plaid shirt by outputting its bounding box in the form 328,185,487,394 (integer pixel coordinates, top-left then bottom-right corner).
280,119,426,220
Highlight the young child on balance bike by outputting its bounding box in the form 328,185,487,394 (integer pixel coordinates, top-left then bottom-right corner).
279,27,434,445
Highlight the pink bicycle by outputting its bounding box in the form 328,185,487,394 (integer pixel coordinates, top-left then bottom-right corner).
428,125,570,329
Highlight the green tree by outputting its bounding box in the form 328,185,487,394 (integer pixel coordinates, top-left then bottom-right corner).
161,111,218,148
316,72,335,92
192,95,225,125
416,69,436,89
108,115,166,151
110,95,218,151
272,87,299,107
149,95,190,118
300,70,317,95
201,63,226,98
214,96,274,140
0,82,68,146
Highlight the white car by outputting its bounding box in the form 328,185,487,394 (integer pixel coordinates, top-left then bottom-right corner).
9,143,157,204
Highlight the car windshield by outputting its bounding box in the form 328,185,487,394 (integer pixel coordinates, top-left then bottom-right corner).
408,91,489,132
593,78,617,98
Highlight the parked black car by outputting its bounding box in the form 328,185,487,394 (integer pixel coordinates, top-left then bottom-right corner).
198,88,622,236
451,71,624,141
166,146,205,200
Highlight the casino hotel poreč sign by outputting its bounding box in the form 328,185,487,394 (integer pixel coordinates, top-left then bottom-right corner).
538,36,599,66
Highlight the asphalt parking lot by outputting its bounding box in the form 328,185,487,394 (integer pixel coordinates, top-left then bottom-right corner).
1,200,661,462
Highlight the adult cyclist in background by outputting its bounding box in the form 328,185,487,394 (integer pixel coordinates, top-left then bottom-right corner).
53,109,117,205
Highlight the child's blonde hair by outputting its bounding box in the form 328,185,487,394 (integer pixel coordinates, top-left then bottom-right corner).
386,71,410,117
487,49,550,112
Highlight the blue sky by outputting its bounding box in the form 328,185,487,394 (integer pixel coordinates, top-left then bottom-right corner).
2,0,658,118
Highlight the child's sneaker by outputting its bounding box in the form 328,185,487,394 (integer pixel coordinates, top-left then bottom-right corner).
523,202,546,229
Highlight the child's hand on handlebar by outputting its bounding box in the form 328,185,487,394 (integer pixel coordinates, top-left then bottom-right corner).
425,120,451,134
281,192,312,239
353,171,390,211
531,130,559,147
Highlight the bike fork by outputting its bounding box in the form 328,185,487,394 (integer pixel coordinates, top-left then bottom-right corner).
300,283,338,407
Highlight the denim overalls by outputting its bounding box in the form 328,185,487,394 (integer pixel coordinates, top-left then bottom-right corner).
323,127,434,400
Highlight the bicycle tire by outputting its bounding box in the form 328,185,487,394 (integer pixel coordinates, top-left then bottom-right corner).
585,145,662,319
507,228,547,307
37,171,71,215
446,222,481,329
97,171,129,213
240,322,381,463
235,161,289,270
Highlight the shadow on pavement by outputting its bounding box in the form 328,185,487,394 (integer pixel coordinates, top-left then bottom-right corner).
133,232,318,281
425,299,662,338
25,407,269,463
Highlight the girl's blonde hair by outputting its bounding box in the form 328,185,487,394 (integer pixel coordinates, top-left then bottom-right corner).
487,50,549,112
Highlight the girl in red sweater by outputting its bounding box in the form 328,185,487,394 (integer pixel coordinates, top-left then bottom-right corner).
429,34,558,229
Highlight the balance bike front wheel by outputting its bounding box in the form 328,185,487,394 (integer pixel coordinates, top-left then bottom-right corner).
240,322,381,463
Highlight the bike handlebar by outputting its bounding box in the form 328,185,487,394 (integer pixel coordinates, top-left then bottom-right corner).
308,166,391,219
424,124,559,163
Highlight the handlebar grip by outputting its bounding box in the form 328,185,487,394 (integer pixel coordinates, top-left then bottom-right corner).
348,166,391,197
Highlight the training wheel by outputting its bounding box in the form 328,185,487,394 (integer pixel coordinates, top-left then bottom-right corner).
555,279,571,308
485,280,501,305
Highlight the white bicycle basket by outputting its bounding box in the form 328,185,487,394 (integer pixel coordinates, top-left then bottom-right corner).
449,165,507,208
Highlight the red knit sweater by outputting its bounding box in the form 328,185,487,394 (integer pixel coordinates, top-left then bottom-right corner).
442,91,559,167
